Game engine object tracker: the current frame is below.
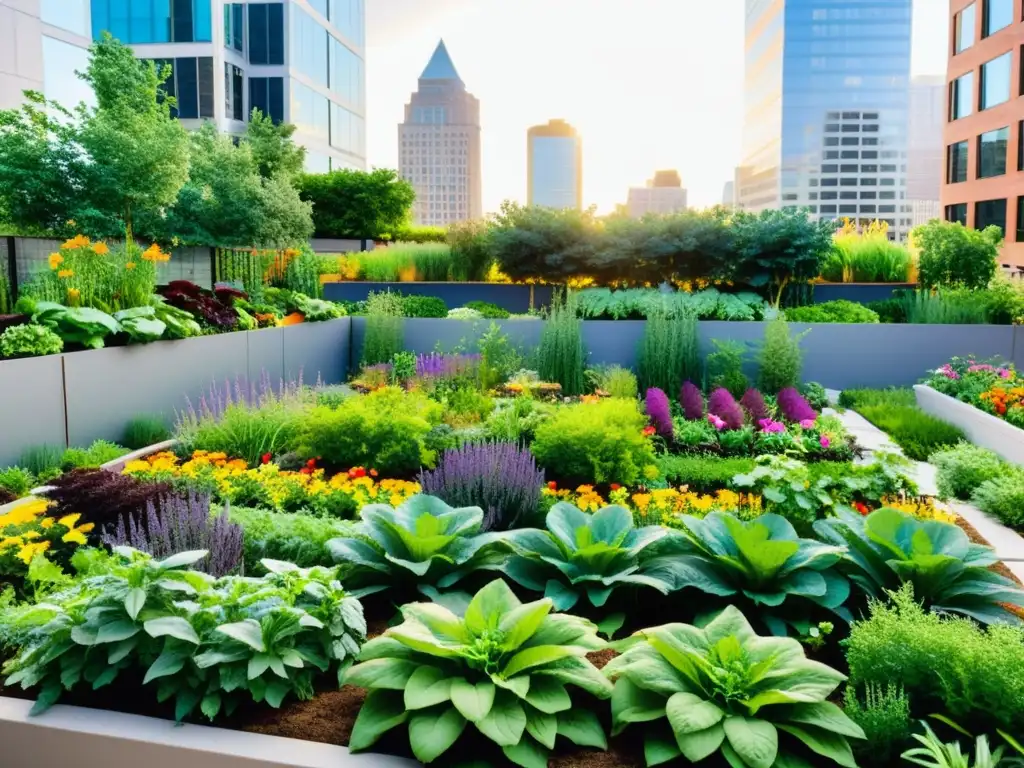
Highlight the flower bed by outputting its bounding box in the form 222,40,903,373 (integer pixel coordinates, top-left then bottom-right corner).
915,385,1024,466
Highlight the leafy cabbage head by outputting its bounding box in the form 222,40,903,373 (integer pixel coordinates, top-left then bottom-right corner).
345,579,612,766
604,605,865,768
505,502,670,611
814,507,1024,625
326,494,510,597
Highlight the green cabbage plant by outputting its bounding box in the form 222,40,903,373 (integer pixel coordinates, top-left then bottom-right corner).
325,495,511,598
649,512,851,635
814,507,1024,625
113,306,166,342
345,579,612,766
33,301,120,349
605,605,865,767
504,502,671,612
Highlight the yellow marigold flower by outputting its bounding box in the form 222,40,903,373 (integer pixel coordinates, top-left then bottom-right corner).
93,241,110,255
68,288,81,301
125,261,136,270
0,536,23,550
17,540,51,564
48,252,64,269
40,518,54,529
62,529,88,545
57,513,82,529
61,234,90,250
58,269,74,279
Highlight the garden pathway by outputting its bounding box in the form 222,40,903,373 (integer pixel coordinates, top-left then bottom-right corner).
823,394,1024,582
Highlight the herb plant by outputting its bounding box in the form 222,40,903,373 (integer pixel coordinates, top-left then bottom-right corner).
0,324,64,358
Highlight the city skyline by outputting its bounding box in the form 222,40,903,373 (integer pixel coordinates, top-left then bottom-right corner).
366,0,948,215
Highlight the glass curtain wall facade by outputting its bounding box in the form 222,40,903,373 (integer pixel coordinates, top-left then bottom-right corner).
91,0,212,43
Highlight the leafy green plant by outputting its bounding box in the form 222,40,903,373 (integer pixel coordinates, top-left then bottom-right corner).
537,290,586,396
705,339,749,397
786,300,880,324
587,365,639,399
914,220,1000,291
32,301,120,349
902,721,1004,768
401,295,449,318
856,404,965,460
477,321,523,389
18,444,65,480
152,297,202,338
971,470,1024,529
757,316,806,393
505,502,671,616
230,507,355,573
930,443,1006,500
638,303,700,395
814,507,1024,624
838,387,916,409
345,579,612,767
605,604,864,767
60,439,127,470
0,324,63,358
464,300,509,319
0,466,36,499
732,455,838,525
530,398,657,486
0,549,366,719
843,683,912,765
292,292,343,321
656,455,756,492
122,415,172,450
325,495,510,598
113,305,166,342
654,512,851,635
179,398,304,468
361,291,405,365
576,287,769,321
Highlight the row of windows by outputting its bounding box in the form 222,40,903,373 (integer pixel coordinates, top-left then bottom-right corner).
948,121,1024,182
954,0,1016,56
288,80,364,157
949,49,1017,120
946,198,1024,241
92,0,212,44
248,3,285,65
290,5,365,109
149,56,214,119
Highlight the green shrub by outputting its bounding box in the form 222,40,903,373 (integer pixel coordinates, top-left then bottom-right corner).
361,291,404,365
785,300,880,324
537,291,587,396
61,440,127,470
637,304,700,395
401,294,448,318
178,398,305,467
900,289,991,324
914,219,1000,291
0,466,36,499
587,365,639,400
17,444,64,480
447,219,494,280
837,387,916,409
930,442,1006,500
0,324,63,358
705,338,749,397
483,397,551,444
464,300,509,319
856,403,965,460
846,584,1024,734
656,454,756,491
843,684,912,765
757,316,806,393
866,297,907,324
971,469,1024,529
531,398,656,486
230,506,357,573
122,415,172,450
477,322,523,389
300,387,440,475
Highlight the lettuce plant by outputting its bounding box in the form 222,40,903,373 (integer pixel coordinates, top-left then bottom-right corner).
814,507,1024,625
1,549,365,719
345,579,612,766
505,502,671,612
604,605,865,767
33,301,120,349
325,495,511,598
652,512,851,635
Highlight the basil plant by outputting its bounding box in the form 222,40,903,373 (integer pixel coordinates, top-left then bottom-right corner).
505,502,672,612
346,579,612,767
326,495,512,598
814,507,1024,625
605,605,865,768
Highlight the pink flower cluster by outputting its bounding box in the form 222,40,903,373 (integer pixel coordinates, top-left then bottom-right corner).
967,364,1012,379
936,364,960,380
708,413,726,431
799,419,816,429
758,418,786,434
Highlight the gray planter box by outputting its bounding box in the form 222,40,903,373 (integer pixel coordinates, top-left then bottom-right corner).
914,384,1024,466
0,697,413,768
0,354,67,467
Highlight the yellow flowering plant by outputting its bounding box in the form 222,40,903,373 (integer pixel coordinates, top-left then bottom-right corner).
0,499,93,591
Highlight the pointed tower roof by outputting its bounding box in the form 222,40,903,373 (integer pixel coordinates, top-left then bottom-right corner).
420,40,462,81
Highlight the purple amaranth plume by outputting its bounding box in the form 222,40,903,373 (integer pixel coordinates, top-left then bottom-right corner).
707,388,744,431
777,387,817,423
645,388,674,440
740,388,768,424
102,491,243,577
680,381,704,421
418,442,544,532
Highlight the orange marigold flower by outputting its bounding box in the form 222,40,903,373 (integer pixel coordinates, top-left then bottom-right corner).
48,253,63,269
58,269,74,279
62,234,90,250
92,242,110,255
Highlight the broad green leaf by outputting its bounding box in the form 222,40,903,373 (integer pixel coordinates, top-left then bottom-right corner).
547,503,591,551
495,674,531,699
388,622,465,659
143,651,185,684
503,735,549,768
144,617,200,645
524,676,571,714
248,653,271,680
409,706,467,763
589,505,633,545
107,637,138,665
451,678,496,722
124,588,146,620
96,620,140,644
345,658,419,690
525,707,557,749
200,692,222,720
465,579,521,634
645,729,683,766
156,550,210,570
498,599,553,650
215,620,265,652
612,677,667,728
723,716,778,768
785,702,866,739
543,579,579,611
476,690,527,746
503,645,576,678
778,724,857,768
404,666,452,710
596,612,625,639
557,709,607,749
400,603,468,644
675,722,725,762
666,691,724,734
348,690,408,752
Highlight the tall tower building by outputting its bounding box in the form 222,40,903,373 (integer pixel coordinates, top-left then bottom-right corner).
627,170,687,218
399,40,482,226
527,119,582,210
737,0,913,239
82,0,366,173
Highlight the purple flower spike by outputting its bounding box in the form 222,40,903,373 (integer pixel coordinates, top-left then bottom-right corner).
645,388,674,440
777,387,818,423
740,388,768,423
707,388,744,430
681,381,704,421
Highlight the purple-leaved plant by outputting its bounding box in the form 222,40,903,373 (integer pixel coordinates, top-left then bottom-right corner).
418,442,544,532
707,388,745,431
740,388,769,423
645,388,674,440
102,491,243,577
777,387,818,423
681,381,704,421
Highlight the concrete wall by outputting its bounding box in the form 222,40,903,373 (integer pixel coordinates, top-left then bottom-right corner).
0,353,67,466
324,282,553,313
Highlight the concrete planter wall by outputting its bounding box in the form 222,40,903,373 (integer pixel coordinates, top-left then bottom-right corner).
914,385,1024,465
0,697,413,768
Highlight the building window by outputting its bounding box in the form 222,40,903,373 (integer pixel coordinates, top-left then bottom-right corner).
92,0,212,43
1017,196,1024,242
224,4,244,53
248,3,284,65
980,52,1011,110
947,140,969,183
41,0,89,37
249,77,284,123
955,3,976,52
291,5,329,86
976,198,1007,233
982,0,1013,37
152,57,214,119
950,72,973,119
978,126,1009,178
226,64,244,121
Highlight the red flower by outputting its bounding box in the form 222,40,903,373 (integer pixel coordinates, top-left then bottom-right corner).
610,484,622,491
260,453,272,465
642,426,656,437
547,481,557,490
300,468,312,475
369,468,378,477
853,501,869,516
348,466,367,478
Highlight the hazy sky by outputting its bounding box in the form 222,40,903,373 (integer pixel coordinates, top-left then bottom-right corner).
365,0,948,214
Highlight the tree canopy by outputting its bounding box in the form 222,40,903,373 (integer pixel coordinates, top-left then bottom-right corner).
297,168,415,240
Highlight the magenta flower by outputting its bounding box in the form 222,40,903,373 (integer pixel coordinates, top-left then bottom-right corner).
799,418,816,429
758,418,786,434
936,364,960,380
820,436,831,449
645,388,674,440
707,388,745,430
708,413,727,431
681,381,704,421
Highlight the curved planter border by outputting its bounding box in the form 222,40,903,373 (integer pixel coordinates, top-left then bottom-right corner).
914,385,1024,466
100,439,178,474
0,696,414,768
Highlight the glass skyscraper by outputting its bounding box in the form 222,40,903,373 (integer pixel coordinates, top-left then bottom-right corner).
738,0,913,238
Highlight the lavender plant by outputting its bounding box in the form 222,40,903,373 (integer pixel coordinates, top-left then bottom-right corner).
102,491,243,577
418,442,544,531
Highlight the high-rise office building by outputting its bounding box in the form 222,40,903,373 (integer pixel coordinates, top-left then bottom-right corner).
627,170,687,218
908,76,944,202
527,119,582,210
941,0,1023,265
0,0,94,111
737,0,913,239
83,0,366,173
399,40,482,227
722,180,735,207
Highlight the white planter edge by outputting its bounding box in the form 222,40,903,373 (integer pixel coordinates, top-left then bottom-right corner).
101,439,179,473
913,385,1024,466
0,696,416,768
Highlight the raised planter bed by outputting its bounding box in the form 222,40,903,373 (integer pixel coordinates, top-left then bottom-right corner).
323,281,553,313
914,384,1024,465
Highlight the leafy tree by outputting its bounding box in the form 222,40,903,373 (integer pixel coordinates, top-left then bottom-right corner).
245,108,306,181
255,174,314,246
913,219,1000,290
298,168,415,239
489,202,602,282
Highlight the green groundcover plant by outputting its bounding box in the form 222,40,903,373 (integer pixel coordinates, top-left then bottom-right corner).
0,323,64,358
345,579,612,767
971,470,1024,529
814,507,1024,625
0,549,366,719
604,605,865,767
929,442,1006,501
